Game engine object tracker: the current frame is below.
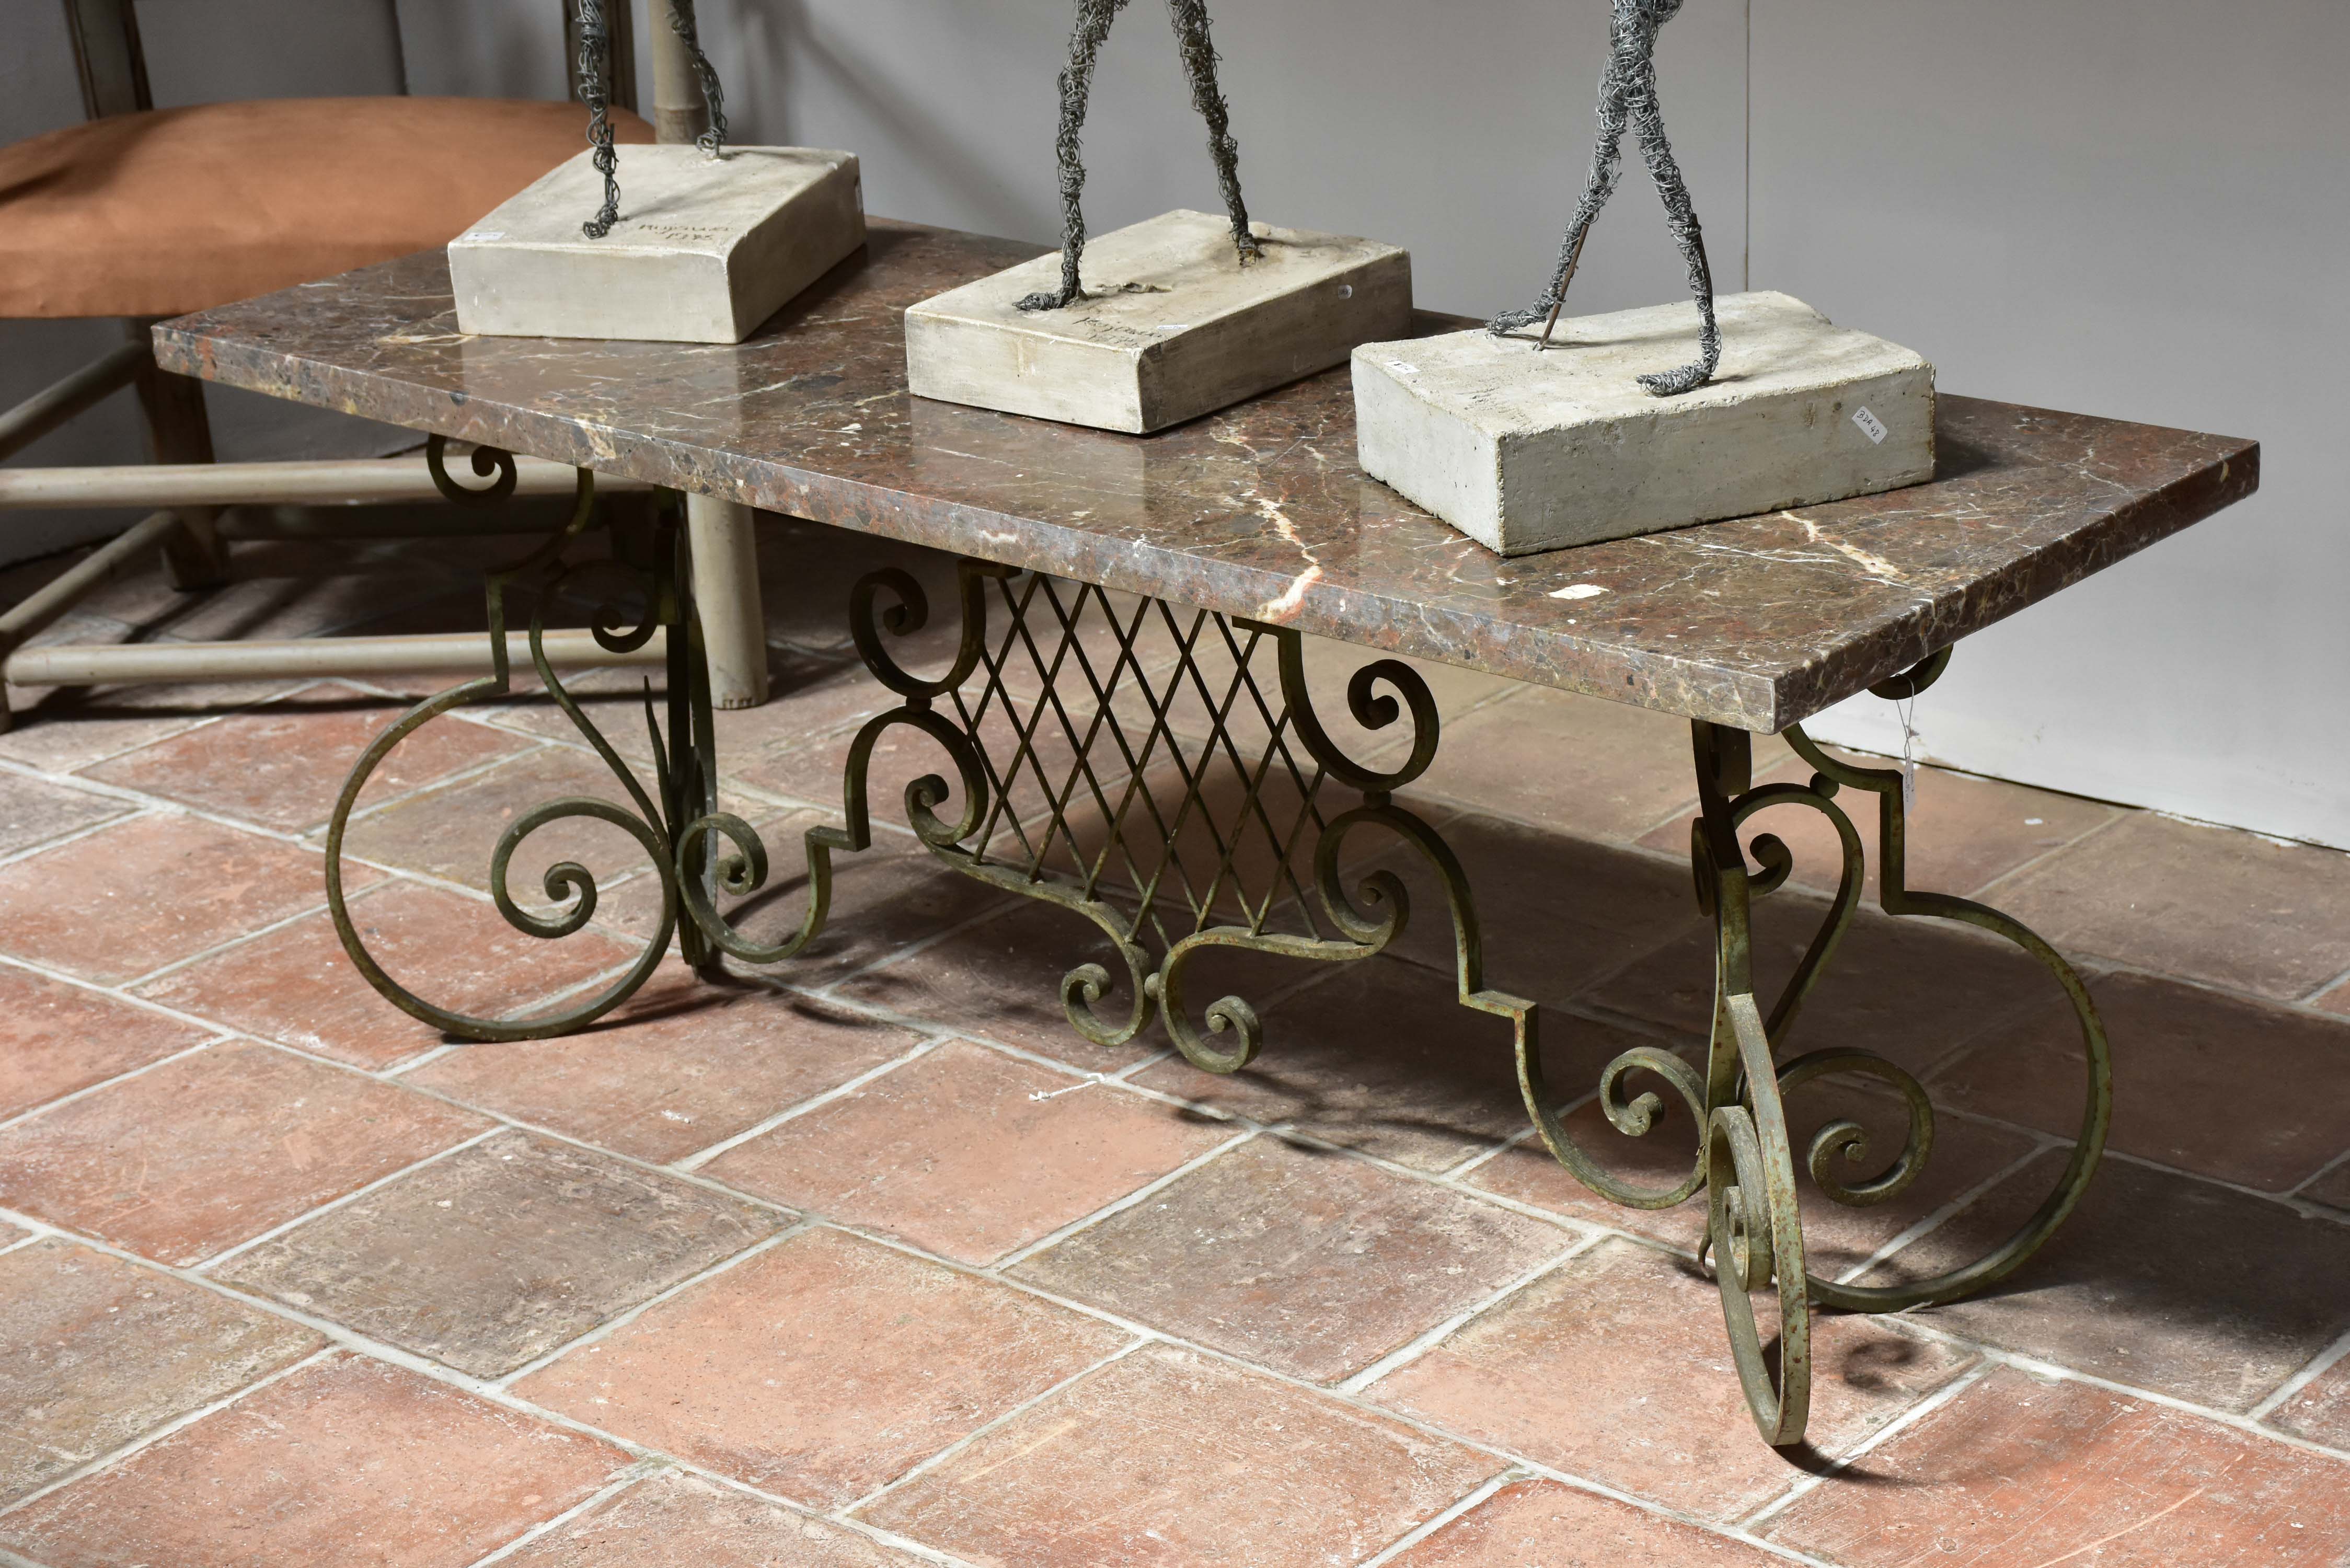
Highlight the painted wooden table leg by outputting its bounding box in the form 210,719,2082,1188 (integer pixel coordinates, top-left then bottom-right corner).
686,492,769,709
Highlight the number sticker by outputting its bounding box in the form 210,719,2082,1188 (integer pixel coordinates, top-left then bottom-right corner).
1852,406,1888,444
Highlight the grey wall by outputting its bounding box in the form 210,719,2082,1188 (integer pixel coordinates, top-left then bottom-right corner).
7,0,2342,848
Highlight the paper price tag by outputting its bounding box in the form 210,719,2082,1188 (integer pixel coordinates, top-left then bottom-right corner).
1852,406,1888,445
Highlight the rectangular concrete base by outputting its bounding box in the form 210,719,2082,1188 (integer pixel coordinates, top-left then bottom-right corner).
904,209,1411,434
1353,292,1936,556
449,145,865,343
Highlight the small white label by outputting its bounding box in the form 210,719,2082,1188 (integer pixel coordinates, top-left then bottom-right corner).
1550,583,1608,601
1852,406,1888,444
1386,359,1420,376
459,230,505,243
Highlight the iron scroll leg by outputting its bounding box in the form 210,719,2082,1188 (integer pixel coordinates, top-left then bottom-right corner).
324,450,841,1041
1515,649,2113,1447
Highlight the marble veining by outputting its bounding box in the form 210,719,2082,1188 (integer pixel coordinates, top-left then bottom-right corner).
153,221,2258,732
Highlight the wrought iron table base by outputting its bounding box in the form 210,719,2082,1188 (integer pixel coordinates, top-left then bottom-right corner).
327,449,2111,1447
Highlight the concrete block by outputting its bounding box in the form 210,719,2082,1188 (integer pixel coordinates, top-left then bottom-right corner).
904,209,1411,434
1353,292,1935,555
450,145,865,344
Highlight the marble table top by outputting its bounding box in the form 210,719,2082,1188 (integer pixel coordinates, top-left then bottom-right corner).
155,221,2257,732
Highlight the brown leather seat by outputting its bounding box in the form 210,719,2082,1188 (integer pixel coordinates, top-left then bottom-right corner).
0,96,653,319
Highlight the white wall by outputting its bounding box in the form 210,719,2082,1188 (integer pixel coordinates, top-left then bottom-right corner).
1751,1,2350,852
7,1,2340,849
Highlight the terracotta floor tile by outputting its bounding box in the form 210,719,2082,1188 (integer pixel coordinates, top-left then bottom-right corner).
2265,1351,2350,1450
0,1040,489,1265
84,540,448,643
337,746,667,895
0,965,213,1120
1865,1150,2350,1411
1767,1365,2350,1566
1132,959,1654,1173
84,685,531,833
1996,812,2350,1001
0,676,300,774
1012,1135,1577,1382
133,879,644,1071
1367,1236,1979,1523
1469,1074,2040,1278
1583,895,2071,1080
407,970,925,1163
499,1471,929,1568
0,771,132,858
485,643,891,767
702,1038,1228,1264
1389,1478,1786,1567
512,1226,1128,1506
1935,972,2350,1192
0,1353,628,1568
0,1239,321,1504
218,1129,778,1377
1362,813,1704,1009
761,827,1020,973
859,1343,1497,1567
0,813,363,984
738,682,1112,835
1411,687,1767,844
1639,750,2118,903
568,802,860,950
833,893,1289,1073
2301,1157,2350,1212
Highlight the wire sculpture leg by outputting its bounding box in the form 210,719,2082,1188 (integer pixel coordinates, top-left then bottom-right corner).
574,0,623,239
1166,0,1260,270
1019,0,1132,312
1623,79,1719,395
1489,0,1717,396
664,0,732,154
1020,0,1259,313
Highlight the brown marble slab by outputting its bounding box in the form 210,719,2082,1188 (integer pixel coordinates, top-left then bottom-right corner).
154,221,2256,732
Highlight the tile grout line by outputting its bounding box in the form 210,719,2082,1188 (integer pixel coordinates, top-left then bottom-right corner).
986,1125,1262,1273
1337,1230,1609,1397
0,1036,232,1137
2248,1320,2350,1423
0,1344,343,1520
832,1338,1153,1521
1734,1358,1999,1535
491,1222,814,1389
1966,806,2137,904
454,1466,659,1568
1352,1468,1526,1567
1829,1133,2067,1286
669,1033,954,1171
193,1124,510,1274
1501,1455,1846,1567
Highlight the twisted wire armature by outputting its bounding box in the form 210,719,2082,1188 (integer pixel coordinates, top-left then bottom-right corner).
1018,0,1259,313
1489,0,1719,396
575,0,622,239
666,0,731,155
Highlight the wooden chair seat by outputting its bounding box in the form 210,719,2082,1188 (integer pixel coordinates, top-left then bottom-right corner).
0,96,652,319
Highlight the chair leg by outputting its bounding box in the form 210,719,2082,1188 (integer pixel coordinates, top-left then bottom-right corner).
686,493,769,709
126,321,226,590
